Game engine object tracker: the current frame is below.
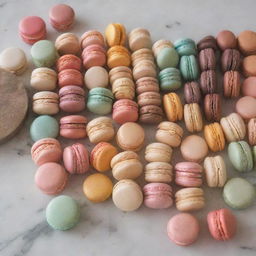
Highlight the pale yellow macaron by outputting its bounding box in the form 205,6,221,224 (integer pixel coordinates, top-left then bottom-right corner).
145,142,172,162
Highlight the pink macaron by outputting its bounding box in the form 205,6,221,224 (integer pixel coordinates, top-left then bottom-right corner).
63,143,90,174
143,183,173,209
207,208,237,241
60,115,87,139
19,16,46,44
242,76,256,97
80,30,105,49
49,4,75,31
175,162,203,187
35,162,68,195
59,85,85,113
58,69,83,88
112,99,139,124
82,44,107,69
57,54,82,72
31,138,62,166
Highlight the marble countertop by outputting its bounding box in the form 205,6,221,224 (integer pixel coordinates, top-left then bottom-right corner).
0,0,256,255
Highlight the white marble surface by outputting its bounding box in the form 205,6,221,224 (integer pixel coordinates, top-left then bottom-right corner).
0,0,256,255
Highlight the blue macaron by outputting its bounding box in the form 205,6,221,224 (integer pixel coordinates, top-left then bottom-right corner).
158,67,182,91
174,38,197,56
87,87,114,115
180,55,199,81
156,47,179,70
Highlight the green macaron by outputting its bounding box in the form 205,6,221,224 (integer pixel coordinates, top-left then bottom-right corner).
46,195,80,231
228,141,253,172
180,55,199,81
87,87,114,115
31,40,58,67
174,38,197,56
158,67,182,91
156,47,179,70
30,115,59,141
223,177,255,209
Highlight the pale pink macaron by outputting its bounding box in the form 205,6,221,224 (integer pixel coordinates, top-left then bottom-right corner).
112,99,139,124
175,162,203,187
35,162,68,195
80,30,105,49
236,96,256,120
167,213,200,246
59,85,85,113
49,4,75,31
31,138,62,166
58,69,83,88
56,54,82,72
63,143,90,174
19,16,46,44
242,76,256,97
143,183,173,209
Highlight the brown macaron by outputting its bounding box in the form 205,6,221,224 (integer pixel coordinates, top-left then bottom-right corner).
223,71,240,98
204,93,221,122
197,35,217,51
139,105,163,124
200,70,217,95
221,49,241,73
199,48,216,71
216,30,237,51
184,81,202,104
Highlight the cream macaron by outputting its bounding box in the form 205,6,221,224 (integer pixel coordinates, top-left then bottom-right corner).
145,162,173,183
145,142,172,163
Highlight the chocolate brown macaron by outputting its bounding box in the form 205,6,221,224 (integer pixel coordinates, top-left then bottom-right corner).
197,35,217,51
139,105,163,124
199,48,216,71
204,93,221,122
184,82,202,104
223,71,240,98
221,49,241,72
200,70,217,95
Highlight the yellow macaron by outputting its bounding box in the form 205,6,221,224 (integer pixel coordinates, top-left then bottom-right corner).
105,23,126,47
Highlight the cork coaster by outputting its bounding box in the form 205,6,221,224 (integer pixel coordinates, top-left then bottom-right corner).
0,68,28,144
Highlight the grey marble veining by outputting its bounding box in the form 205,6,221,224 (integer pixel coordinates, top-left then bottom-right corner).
0,0,256,255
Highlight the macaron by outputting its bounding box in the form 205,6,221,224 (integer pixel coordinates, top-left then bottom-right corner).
181,135,208,163
207,208,236,241
174,38,197,56
228,141,253,172
90,142,118,172
83,173,113,203
60,115,87,139
82,44,106,69
109,66,133,85
247,118,256,145
107,46,131,69
137,91,161,107
35,162,68,195
46,195,80,230
128,28,152,52
31,138,62,166
84,66,109,89
32,91,59,115
30,67,57,91
223,71,240,98
221,49,240,72
19,16,46,44
242,76,256,97
242,55,256,77
112,77,135,100
184,103,203,133
204,122,226,152
197,35,217,51
145,142,172,163
163,93,183,122
136,77,160,94
59,85,85,113
105,23,126,47
139,105,164,124
236,96,256,120
156,47,179,70
220,113,246,142
49,4,75,31
87,87,114,115
30,115,59,142
57,54,81,72
131,48,154,67
204,93,221,122
63,143,89,174
204,155,227,187
30,40,58,67
223,177,255,209
111,151,143,180
184,81,202,104
112,179,143,211
145,162,173,183
143,183,173,209
200,70,217,95
58,69,83,88
175,187,205,211
112,99,138,124
55,33,80,55
80,30,105,49
0,47,27,75
116,122,145,152
155,121,183,147
167,213,199,246
199,48,216,71
152,39,173,57
158,67,182,91
180,55,199,81
175,162,203,187
238,30,256,55
86,117,115,144
216,30,237,50
133,59,157,81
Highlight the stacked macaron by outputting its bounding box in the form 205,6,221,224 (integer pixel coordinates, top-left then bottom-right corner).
129,28,163,123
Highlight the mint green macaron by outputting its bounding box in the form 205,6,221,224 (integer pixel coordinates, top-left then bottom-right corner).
156,47,179,70
174,38,197,56
31,40,58,67
180,55,199,81
46,195,80,231
159,67,182,91
30,115,59,141
223,177,255,209
228,141,253,172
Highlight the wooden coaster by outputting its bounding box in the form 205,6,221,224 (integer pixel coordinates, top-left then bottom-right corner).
0,68,28,144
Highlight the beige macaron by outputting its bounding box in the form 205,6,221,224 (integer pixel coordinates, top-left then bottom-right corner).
111,151,143,180
128,28,152,52
184,103,203,133
84,66,109,89
145,142,172,163
131,48,154,67
133,59,157,81
109,66,133,85
152,39,173,57
55,33,80,55
145,162,173,183
112,77,135,100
